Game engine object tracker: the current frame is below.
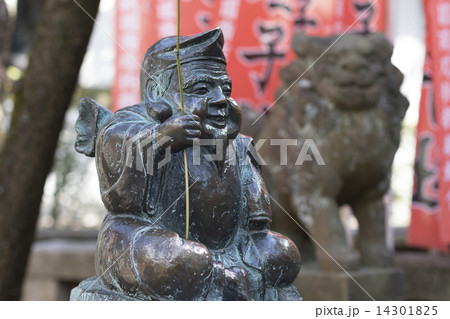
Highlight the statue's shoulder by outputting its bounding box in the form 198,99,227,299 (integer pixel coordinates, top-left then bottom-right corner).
115,102,172,124
75,100,169,158
113,103,153,121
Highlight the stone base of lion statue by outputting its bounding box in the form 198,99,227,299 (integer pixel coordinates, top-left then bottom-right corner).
295,266,404,301
257,31,409,272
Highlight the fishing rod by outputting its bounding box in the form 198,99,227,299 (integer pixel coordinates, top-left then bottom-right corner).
174,0,190,240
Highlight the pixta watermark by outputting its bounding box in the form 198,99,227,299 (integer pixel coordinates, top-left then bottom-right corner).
124,132,325,176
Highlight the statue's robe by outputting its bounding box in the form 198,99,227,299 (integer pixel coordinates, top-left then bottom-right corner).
72,104,301,301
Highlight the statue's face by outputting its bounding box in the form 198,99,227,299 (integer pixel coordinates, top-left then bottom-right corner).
308,34,388,110
170,61,241,140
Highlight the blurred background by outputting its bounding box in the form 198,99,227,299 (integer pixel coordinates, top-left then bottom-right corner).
0,0,448,301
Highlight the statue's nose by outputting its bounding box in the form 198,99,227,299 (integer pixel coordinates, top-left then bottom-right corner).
340,55,367,73
209,87,228,108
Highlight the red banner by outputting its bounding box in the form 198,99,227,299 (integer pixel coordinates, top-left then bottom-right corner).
409,34,444,250
408,0,450,252
429,0,450,249
113,0,152,111
335,0,386,34
113,0,387,111
226,1,295,111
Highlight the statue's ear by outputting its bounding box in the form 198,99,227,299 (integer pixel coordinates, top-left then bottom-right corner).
292,32,310,58
144,78,168,105
280,59,309,84
369,32,393,60
291,32,329,59
145,102,173,123
75,97,113,157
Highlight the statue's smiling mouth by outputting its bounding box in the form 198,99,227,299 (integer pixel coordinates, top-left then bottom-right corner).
207,115,227,127
322,74,380,90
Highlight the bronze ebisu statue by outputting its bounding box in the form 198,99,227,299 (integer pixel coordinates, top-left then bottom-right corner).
70,28,302,301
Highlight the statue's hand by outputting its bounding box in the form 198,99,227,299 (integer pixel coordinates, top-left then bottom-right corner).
158,114,202,153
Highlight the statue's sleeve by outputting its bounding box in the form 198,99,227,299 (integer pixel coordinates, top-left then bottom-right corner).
237,135,301,299
95,105,161,216
237,135,272,231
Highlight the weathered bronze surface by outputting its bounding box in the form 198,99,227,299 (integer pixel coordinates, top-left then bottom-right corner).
70,28,301,301
258,32,409,271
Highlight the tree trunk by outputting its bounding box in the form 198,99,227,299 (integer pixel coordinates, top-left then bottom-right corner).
11,0,47,56
0,0,100,300
0,0,8,100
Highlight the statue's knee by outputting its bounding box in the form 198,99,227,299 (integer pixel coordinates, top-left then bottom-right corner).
96,216,214,300
252,231,301,287
133,231,213,300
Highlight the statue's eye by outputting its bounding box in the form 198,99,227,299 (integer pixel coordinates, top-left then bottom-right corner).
194,87,209,95
366,53,378,62
186,83,209,95
222,84,232,96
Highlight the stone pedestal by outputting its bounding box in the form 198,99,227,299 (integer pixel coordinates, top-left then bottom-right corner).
395,252,450,300
294,266,404,301
22,239,96,300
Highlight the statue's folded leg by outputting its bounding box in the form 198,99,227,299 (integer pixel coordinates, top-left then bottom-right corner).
240,230,302,300
70,276,138,301
93,214,215,301
264,285,302,301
